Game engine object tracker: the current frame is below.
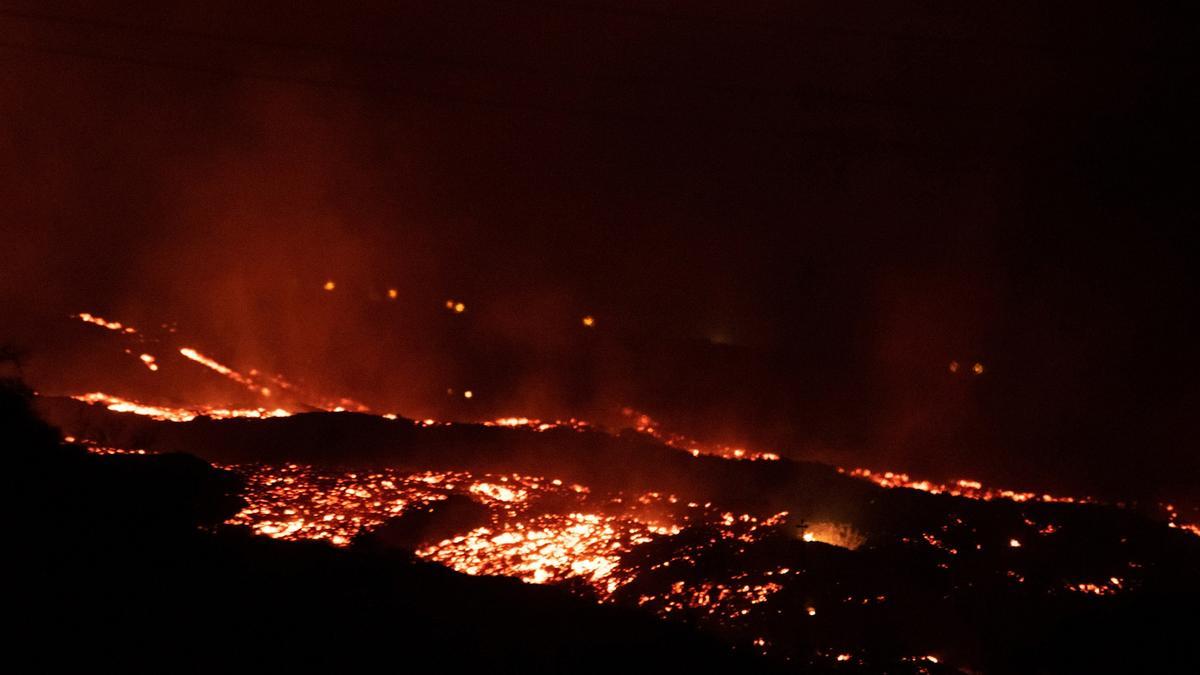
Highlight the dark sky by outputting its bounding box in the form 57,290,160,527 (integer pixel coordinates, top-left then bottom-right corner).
1,1,1196,500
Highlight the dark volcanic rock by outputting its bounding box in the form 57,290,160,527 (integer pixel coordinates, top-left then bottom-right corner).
355,493,492,551
12,383,773,673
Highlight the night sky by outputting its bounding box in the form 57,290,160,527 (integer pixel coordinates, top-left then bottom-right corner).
2,1,1195,501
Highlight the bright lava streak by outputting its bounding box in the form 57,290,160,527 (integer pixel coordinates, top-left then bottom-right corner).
74,312,137,334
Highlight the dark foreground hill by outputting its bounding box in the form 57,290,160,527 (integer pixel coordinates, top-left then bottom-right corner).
9,380,770,673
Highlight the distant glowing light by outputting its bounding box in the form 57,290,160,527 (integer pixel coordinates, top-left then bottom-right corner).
387,288,398,299
323,280,336,291
973,362,985,375
948,361,960,373
802,531,815,542
582,315,596,327
139,354,158,371
1009,538,1022,548
463,390,474,399
446,299,466,313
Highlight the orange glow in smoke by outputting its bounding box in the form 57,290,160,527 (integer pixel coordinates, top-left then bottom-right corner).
802,522,866,550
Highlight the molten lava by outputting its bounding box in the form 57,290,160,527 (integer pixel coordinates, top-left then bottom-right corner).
74,312,137,334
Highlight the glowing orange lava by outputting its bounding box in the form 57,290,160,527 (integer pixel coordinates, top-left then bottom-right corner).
72,392,291,422
839,467,1097,505
74,312,137,334
138,353,158,371
211,459,787,603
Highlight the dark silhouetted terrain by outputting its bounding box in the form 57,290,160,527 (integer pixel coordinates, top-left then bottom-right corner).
20,389,1200,673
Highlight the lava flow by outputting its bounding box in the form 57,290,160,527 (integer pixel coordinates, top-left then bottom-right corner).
218,460,784,601
45,309,1200,671
39,338,1200,674
11,14,1197,670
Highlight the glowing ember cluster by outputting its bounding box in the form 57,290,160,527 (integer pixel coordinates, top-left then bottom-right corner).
219,460,787,605
420,512,636,590
1065,578,1125,596
636,575,785,621
483,416,593,432
623,512,794,622
1163,503,1200,537
224,464,472,545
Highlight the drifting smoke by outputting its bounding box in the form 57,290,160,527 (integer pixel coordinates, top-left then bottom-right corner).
2,1,1197,506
